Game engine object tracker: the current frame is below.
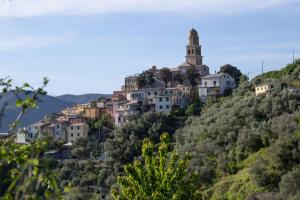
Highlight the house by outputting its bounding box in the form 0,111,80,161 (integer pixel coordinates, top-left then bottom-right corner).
66,121,89,144
84,107,100,119
25,122,47,142
61,107,77,116
124,75,139,92
255,81,281,96
114,100,143,126
16,129,27,144
198,73,235,101
111,91,126,102
153,95,172,113
42,121,69,142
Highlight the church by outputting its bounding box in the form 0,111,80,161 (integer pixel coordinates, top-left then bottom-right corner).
124,28,210,91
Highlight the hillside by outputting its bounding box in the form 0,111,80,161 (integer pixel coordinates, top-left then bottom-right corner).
175,62,300,199
0,92,74,132
56,93,111,104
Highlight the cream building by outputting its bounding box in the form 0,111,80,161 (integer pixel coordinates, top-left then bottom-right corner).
255,81,281,96
67,121,89,143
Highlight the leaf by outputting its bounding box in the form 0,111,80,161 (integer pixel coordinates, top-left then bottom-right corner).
15,100,23,107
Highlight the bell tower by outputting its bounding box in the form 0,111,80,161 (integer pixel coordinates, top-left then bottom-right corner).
186,28,203,65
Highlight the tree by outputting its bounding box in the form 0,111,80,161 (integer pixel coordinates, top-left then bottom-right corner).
0,78,64,199
185,66,200,88
159,68,172,88
137,70,155,89
111,133,200,200
219,64,243,85
175,72,184,84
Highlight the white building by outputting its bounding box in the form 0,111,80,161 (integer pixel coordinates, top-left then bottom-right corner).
25,122,45,142
16,129,27,144
114,100,142,127
198,73,235,101
50,122,68,141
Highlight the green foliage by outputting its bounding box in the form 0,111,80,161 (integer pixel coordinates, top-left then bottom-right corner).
56,112,184,199
0,78,64,200
185,101,203,116
0,139,63,200
88,113,115,133
112,133,200,200
218,64,243,85
175,73,184,84
175,62,300,199
278,167,300,199
159,68,172,88
185,66,200,88
0,77,49,133
136,70,155,89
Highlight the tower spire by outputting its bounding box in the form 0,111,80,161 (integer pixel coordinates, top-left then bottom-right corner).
186,28,203,65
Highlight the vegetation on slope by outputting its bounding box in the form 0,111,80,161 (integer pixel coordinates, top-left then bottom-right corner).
175,62,300,199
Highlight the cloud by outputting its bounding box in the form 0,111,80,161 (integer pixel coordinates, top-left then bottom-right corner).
0,33,75,51
0,0,296,17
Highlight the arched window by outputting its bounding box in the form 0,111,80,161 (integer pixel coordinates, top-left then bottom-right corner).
192,49,194,54
188,50,190,55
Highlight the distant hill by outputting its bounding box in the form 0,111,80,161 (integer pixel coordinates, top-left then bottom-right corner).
0,92,74,133
56,93,111,104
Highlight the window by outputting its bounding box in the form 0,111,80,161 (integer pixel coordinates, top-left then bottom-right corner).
71,133,73,137
170,91,173,94
77,126,80,129
166,97,169,102
165,91,168,94
57,125,59,128
154,92,157,95
204,82,207,86
77,133,80,136
271,85,274,88
188,50,190,54
179,93,182,96
192,49,194,54
166,105,170,109
159,105,163,110
160,98,162,102
213,81,217,85
148,92,151,95
71,126,73,130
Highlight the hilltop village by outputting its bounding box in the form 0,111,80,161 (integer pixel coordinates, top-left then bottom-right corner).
16,29,280,144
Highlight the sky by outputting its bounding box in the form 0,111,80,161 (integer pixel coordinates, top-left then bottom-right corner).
0,0,300,95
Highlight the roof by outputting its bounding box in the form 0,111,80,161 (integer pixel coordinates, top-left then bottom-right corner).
0,133,8,137
29,121,46,127
202,73,230,79
189,28,198,36
179,62,193,67
169,67,180,72
62,142,73,147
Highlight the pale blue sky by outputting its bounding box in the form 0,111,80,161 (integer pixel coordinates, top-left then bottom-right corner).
0,0,299,95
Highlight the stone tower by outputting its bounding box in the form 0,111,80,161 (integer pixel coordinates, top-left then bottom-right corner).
186,28,203,66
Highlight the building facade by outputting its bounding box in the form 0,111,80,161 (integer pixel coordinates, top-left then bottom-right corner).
66,121,89,144
255,81,281,96
198,73,235,101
